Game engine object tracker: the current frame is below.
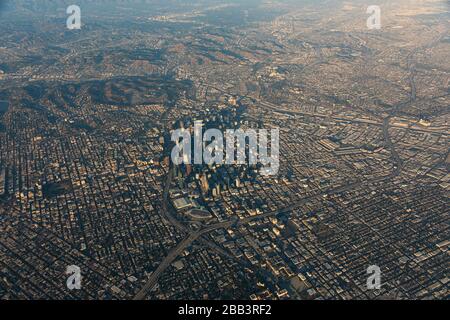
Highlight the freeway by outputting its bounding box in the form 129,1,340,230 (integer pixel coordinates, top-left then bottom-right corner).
133,162,237,299
134,43,446,297
133,233,199,300
200,82,449,136
133,83,411,300
132,164,396,299
256,99,450,136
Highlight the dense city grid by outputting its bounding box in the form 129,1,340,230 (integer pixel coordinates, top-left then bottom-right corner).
0,0,448,300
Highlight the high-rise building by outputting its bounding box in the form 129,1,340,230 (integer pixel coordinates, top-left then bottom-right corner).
200,174,209,193
0,167,5,196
